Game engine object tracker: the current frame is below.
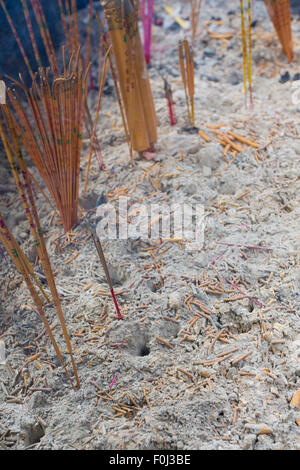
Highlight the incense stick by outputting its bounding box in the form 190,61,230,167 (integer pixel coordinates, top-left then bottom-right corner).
0,105,80,388
102,0,157,154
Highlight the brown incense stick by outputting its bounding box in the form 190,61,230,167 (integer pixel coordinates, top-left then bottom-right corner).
85,219,123,321
0,106,80,388
0,212,76,389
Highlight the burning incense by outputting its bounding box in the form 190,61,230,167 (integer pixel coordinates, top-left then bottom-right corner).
102,0,157,155
179,39,195,127
240,0,253,107
141,0,154,64
263,0,293,63
6,56,89,232
85,219,123,321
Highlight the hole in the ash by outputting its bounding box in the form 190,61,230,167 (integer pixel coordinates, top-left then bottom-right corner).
136,343,150,357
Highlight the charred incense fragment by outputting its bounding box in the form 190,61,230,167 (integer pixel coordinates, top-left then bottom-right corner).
102,0,157,155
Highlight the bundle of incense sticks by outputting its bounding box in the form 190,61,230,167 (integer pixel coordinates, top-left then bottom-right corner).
263,0,293,63
141,0,154,64
1,0,105,171
240,0,253,107
95,10,133,163
164,79,177,126
0,109,79,389
6,55,89,232
179,39,195,127
102,0,157,155
190,0,202,43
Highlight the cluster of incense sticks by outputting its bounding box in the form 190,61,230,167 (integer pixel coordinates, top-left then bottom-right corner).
163,79,177,126
85,219,123,321
240,0,253,107
141,0,154,64
0,106,80,389
6,55,89,232
263,0,293,63
190,0,202,43
179,39,195,127
101,0,157,156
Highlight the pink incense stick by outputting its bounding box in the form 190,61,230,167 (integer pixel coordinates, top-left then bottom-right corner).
141,0,154,64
